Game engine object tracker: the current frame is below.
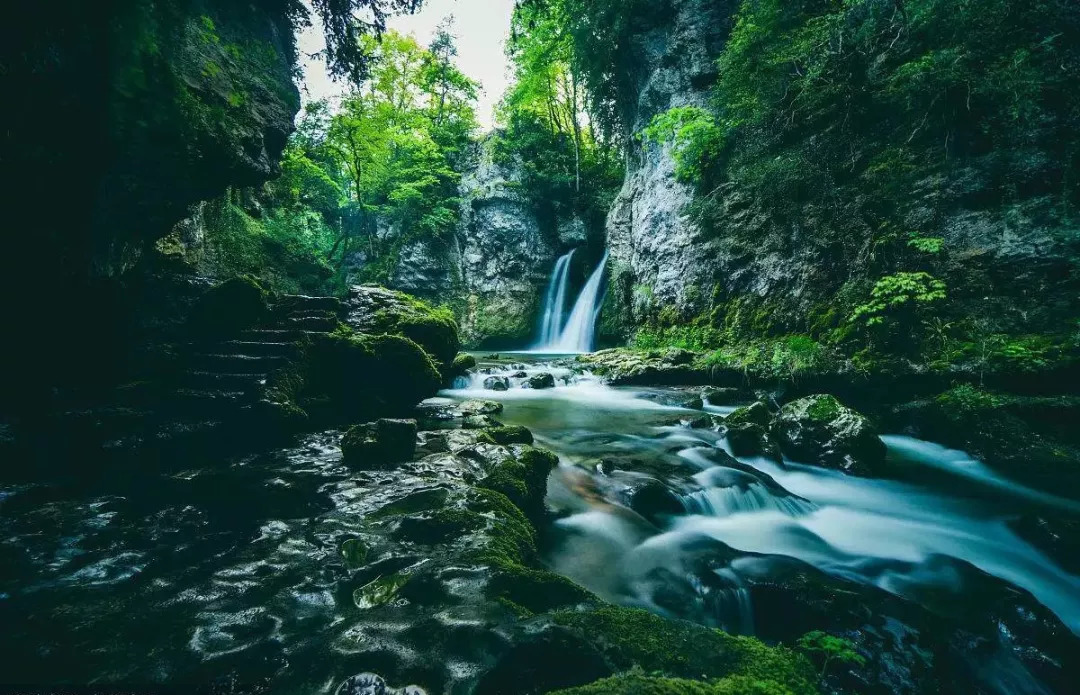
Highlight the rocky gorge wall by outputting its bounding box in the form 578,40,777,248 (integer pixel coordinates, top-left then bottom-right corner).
2,0,301,409
599,0,1080,357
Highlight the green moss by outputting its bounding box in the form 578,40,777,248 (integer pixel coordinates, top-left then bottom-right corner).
551,673,803,695
480,426,535,446
340,538,368,568
188,274,269,337
394,507,486,544
805,395,842,423
372,291,460,370
725,402,771,428
369,488,450,519
552,606,817,693
303,333,441,421
452,352,477,374
935,385,1003,415
353,572,410,609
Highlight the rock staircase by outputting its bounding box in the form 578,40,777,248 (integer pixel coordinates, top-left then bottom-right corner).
56,294,345,466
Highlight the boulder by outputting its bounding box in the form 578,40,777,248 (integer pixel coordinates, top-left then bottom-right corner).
527,372,556,389
451,353,477,376
701,387,741,406
483,375,510,391
723,401,781,460
771,395,885,475
479,426,535,446
627,481,685,525
345,285,460,372
341,418,418,468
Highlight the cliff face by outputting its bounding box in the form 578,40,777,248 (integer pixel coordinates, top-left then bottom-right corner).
2,0,301,406
602,0,735,340
603,0,1080,351
455,140,560,348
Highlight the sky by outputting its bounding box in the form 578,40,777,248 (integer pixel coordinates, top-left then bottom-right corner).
297,0,517,131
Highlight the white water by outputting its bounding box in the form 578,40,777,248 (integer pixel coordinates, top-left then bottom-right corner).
535,251,609,353
536,250,575,346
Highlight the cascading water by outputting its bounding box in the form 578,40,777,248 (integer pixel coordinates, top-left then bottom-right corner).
535,251,609,353
536,250,575,346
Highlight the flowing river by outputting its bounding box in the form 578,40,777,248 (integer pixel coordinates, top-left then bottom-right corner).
1,354,1078,692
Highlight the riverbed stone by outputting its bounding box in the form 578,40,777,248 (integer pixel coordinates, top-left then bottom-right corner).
341,418,418,468
463,414,503,429
527,372,556,389
478,425,535,446
771,395,885,475
459,400,504,416
483,375,510,391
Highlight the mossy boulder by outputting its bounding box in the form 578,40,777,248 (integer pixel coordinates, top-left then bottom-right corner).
478,425,535,446
772,395,885,475
724,402,781,460
460,400,504,416
552,606,818,693
341,418,417,469
345,285,460,374
188,275,268,337
451,352,478,377
479,446,557,522
303,331,441,421
550,673,804,695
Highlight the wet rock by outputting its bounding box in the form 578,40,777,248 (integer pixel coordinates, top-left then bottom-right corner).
511,371,528,378
345,285,460,372
687,415,715,429
628,481,685,525
450,353,476,376
723,402,781,460
463,414,503,429
459,400,504,416
478,426,534,446
681,396,704,410
577,348,709,386
527,372,556,389
702,386,740,405
340,538,369,568
483,375,510,391
772,395,886,475
341,419,418,469
337,673,426,695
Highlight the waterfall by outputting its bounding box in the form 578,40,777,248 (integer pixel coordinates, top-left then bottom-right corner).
536,250,575,346
542,251,609,353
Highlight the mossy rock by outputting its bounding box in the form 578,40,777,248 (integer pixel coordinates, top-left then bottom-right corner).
452,352,478,375
341,418,417,469
552,606,817,693
725,402,772,428
188,275,268,337
460,400,504,416
528,372,557,389
304,332,441,421
550,673,804,695
772,395,885,476
478,425,534,446
340,538,369,568
353,573,410,609
347,285,460,373
394,506,486,544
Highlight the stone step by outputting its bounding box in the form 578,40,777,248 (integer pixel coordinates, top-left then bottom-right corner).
178,370,267,391
218,340,300,358
186,353,288,374
239,328,323,342
275,295,343,314
272,316,339,332
281,309,338,321
171,388,260,417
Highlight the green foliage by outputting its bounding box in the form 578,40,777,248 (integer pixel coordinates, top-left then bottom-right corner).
850,272,947,328
907,236,944,254
495,0,624,232
640,106,726,182
796,631,865,678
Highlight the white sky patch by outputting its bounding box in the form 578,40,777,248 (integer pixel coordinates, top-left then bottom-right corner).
297,0,516,131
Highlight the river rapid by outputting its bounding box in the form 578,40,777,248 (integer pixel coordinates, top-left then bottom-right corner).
1,353,1078,693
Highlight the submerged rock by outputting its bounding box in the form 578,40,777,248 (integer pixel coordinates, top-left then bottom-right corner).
341,419,418,468
772,395,885,475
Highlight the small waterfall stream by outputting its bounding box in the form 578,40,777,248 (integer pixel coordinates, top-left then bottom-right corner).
534,251,609,353
536,250,575,346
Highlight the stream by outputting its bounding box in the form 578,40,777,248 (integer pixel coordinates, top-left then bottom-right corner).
1,354,1078,692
